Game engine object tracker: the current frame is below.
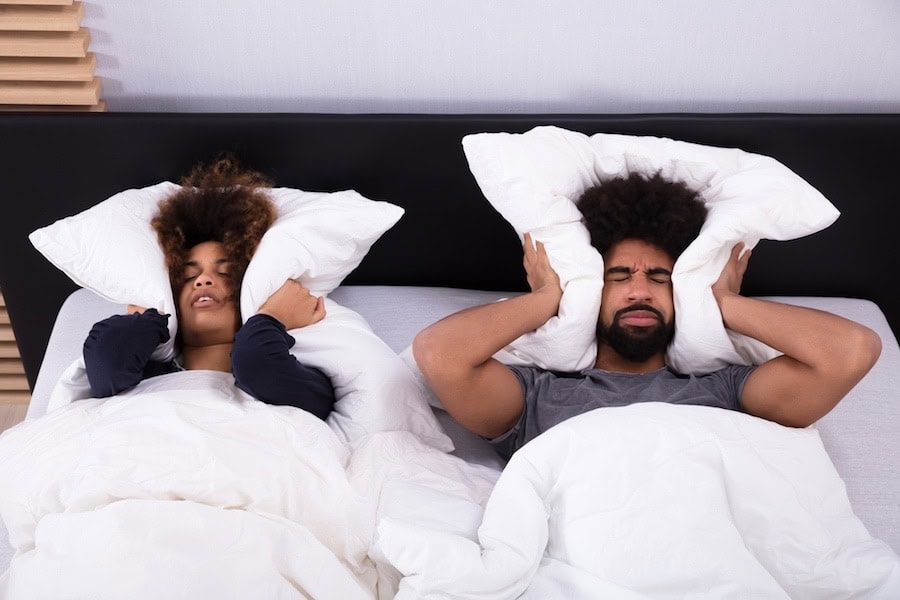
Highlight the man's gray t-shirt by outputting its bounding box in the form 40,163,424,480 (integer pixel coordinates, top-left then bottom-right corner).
488,364,755,461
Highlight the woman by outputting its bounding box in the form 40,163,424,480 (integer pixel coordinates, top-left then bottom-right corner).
82,155,336,420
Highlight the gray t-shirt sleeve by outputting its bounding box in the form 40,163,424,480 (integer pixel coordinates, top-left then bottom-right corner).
485,364,552,460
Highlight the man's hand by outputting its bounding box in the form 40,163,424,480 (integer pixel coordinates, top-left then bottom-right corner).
258,279,326,330
127,304,147,314
710,240,881,428
411,232,563,439
523,232,563,318
712,242,750,308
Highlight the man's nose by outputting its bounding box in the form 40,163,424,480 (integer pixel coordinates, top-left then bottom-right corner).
194,274,214,287
626,276,652,300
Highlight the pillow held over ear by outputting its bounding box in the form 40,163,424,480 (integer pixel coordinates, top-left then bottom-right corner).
462,125,839,374
29,181,453,449
29,182,181,361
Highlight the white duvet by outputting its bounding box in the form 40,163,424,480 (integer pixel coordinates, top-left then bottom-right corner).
0,370,498,599
377,403,900,600
3,375,900,600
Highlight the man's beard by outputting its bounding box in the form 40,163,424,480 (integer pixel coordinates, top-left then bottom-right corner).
596,304,674,363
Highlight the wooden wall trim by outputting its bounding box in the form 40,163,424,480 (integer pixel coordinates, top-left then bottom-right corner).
0,291,29,406
0,53,95,80
0,3,83,31
0,1,103,111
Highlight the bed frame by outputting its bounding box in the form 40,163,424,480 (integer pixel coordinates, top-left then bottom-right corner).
1,112,899,390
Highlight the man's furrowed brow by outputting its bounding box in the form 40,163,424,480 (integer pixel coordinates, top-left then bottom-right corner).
605,265,670,275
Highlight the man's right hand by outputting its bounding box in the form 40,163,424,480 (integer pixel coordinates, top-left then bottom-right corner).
411,231,563,439
522,232,563,321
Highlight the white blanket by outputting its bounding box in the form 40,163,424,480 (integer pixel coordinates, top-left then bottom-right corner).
377,403,900,599
0,370,498,599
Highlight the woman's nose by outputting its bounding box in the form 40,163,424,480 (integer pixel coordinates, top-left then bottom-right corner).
194,274,214,287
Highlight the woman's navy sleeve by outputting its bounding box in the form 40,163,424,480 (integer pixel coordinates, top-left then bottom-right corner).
83,309,172,398
231,314,336,420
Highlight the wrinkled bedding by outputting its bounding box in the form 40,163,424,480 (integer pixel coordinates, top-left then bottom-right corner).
0,370,498,599
2,352,899,598
377,403,900,599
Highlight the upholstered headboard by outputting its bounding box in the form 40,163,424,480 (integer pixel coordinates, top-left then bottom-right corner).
1,112,898,387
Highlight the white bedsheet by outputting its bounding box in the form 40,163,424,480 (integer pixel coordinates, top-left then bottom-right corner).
377,403,900,599
0,370,498,599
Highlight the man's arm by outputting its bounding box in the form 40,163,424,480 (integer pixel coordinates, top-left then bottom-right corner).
713,243,882,427
413,233,562,438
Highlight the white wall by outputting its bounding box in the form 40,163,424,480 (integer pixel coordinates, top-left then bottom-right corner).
84,1,900,113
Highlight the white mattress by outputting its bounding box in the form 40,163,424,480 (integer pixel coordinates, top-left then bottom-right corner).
3,286,899,573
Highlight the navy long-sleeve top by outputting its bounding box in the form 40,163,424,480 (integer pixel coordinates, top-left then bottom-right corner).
82,309,336,420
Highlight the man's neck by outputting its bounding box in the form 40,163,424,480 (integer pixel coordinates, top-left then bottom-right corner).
181,343,233,372
594,345,666,374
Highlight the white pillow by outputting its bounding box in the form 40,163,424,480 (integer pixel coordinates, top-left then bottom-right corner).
29,181,454,449
240,187,400,315
29,181,180,361
291,300,453,451
462,125,840,373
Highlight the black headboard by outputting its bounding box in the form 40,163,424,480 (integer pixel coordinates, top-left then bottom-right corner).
1,112,898,388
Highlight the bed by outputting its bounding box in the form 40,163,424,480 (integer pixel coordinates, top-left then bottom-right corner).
0,112,899,599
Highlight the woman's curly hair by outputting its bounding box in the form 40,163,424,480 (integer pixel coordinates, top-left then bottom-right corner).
151,154,277,299
576,171,708,260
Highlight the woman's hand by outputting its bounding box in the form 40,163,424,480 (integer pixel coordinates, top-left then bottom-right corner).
257,279,326,330
127,304,147,314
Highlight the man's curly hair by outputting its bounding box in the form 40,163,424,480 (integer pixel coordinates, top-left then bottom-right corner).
576,172,708,260
151,154,277,299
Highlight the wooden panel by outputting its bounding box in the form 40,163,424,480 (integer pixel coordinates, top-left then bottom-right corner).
0,98,105,110
0,3,82,31
0,391,29,404
0,404,28,435
0,54,94,81
0,28,89,57
0,75,100,104
0,1,102,111
0,359,25,375
0,0,73,5
0,291,29,404
0,341,21,358
0,374,28,391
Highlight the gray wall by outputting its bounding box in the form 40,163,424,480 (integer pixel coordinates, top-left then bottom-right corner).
86,1,900,113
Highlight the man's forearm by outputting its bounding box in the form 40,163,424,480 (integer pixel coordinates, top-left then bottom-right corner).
415,290,559,368
718,294,877,370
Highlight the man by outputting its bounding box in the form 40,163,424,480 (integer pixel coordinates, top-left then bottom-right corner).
413,172,882,460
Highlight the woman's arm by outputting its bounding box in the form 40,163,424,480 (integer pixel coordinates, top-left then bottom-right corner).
82,308,172,397
231,313,336,420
